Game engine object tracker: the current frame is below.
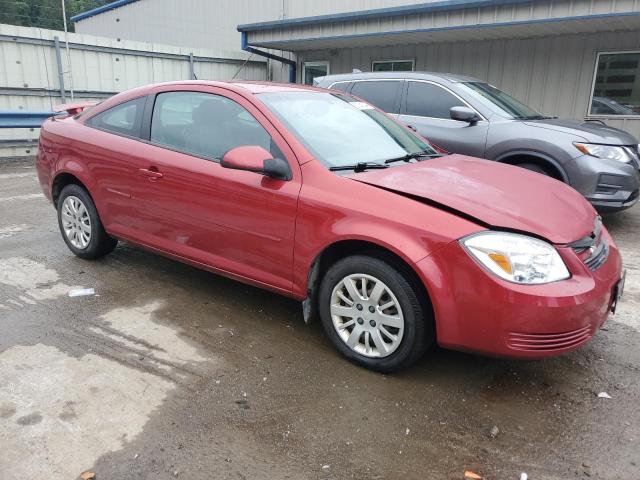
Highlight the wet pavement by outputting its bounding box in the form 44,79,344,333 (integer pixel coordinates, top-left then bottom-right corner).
0,159,638,480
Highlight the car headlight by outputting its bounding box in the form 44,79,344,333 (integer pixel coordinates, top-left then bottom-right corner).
574,142,632,163
461,232,570,284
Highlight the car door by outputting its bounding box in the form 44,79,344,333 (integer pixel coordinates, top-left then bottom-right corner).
81,95,150,231
120,86,301,293
349,80,403,119
397,80,489,158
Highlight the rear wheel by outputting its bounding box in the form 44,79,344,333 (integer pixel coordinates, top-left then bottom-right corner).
319,255,433,372
57,184,117,259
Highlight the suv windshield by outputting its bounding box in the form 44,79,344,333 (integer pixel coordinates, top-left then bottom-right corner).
459,82,547,120
258,91,435,169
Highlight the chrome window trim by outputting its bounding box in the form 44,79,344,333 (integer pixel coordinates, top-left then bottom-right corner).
326,80,351,90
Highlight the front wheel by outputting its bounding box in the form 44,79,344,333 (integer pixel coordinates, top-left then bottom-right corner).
57,184,117,260
518,162,551,177
318,255,434,372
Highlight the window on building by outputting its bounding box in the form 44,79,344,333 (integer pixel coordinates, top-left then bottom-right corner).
87,97,145,137
303,61,330,85
405,81,466,119
590,52,640,116
350,80,402,113
150,91,277,160
372,60,415,72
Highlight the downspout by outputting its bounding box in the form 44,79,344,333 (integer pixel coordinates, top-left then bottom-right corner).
241,31,296,83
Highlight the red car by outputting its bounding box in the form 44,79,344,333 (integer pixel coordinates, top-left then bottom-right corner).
36,81,625,372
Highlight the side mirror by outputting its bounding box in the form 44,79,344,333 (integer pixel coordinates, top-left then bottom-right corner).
450,106,480,124
221,145,291,181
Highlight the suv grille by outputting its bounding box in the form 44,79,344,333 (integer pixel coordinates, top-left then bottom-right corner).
570,216,609,271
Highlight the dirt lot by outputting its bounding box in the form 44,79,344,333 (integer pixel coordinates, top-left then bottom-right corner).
0,159,638,480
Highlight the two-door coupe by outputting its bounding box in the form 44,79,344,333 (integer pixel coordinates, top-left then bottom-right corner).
36,81,624,372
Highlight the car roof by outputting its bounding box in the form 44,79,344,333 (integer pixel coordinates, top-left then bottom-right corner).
316,71,482,84
132,80,326,95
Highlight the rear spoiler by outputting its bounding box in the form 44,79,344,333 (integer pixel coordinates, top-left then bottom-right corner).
53,101,99,116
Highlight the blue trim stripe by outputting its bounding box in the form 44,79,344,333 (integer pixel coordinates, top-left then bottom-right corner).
0,111,56,128
71,0,141,22
237,0,532,32
244,11,640,49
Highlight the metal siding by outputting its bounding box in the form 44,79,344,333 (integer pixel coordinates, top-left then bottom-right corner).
300,30,640,137
75,0,284,55
0,23,267,159
246,0,640,46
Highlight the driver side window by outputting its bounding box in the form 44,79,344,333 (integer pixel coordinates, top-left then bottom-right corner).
150,91,281,161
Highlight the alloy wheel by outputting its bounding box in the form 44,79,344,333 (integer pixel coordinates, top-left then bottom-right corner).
330,273,404,358
61,195,92,250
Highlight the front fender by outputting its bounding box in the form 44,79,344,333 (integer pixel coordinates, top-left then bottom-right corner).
494,148,569,183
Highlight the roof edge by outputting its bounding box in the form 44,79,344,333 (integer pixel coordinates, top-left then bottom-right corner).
71,0,141,22
237,0,530,32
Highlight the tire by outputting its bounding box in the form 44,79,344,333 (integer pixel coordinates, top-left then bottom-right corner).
57,184,117,260
518,162,550,177
318,254,434,373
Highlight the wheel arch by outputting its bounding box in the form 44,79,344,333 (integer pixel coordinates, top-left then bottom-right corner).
495,150,568,183
51,172,91,208
302,239,434,326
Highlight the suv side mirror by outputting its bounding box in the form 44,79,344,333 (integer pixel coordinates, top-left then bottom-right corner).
450,106,480,124
221,145,291,181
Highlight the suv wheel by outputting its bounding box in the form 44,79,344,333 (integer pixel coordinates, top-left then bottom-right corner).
518,163,551,177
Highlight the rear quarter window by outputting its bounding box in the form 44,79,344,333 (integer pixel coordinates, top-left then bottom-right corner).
86,97,146,138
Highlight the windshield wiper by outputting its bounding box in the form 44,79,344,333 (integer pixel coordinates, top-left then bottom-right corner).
384,151,444,164
329,162,389,173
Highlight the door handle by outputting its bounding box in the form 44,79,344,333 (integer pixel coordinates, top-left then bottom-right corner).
138,167,164,181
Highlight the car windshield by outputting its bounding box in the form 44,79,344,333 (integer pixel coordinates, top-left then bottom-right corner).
459,82,547,120
258,91,436,168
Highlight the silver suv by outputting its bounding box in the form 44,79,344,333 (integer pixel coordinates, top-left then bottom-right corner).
315,72,640,213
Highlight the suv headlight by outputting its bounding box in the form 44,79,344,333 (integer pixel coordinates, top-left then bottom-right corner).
574,142,632,163
461,232,570,284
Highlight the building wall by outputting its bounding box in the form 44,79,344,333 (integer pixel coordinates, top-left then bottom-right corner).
298,29,640,137
74,0,284,54
0,23,267,159
74,0,438,53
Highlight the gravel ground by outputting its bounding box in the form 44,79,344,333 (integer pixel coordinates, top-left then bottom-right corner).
0,159,638,480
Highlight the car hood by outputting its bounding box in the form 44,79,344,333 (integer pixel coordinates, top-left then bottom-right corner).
523,118,638,144
349,155,596,244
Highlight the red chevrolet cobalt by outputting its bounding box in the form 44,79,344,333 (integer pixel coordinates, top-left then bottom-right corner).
36,81,625,372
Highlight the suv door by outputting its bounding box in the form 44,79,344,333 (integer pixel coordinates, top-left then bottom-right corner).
397,80,489,158
349,80,403,118
123,86,301,293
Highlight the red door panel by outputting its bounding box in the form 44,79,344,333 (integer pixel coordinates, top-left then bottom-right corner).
115,86,302,293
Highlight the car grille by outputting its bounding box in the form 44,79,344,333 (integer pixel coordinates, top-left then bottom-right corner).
570,216,609,271
507,326,592,352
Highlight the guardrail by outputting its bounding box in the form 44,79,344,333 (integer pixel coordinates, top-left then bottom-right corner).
0,111,55,128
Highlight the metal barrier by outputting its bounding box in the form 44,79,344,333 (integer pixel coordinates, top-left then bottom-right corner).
0,111,55,128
